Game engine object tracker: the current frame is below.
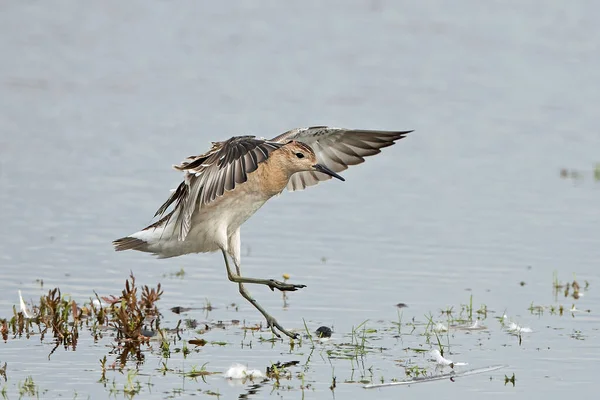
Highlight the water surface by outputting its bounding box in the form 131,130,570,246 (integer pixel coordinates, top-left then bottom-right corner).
1,1,599,398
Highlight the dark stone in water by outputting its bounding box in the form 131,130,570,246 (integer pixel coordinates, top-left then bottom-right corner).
316,326,332,338
396,303,408,308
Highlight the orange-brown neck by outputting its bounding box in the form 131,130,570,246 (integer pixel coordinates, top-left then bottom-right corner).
250,151,295,197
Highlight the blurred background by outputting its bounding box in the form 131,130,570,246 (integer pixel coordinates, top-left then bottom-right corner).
0,1,599,399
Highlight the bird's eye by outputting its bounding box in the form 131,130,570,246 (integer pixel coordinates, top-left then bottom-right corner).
295,152,305,159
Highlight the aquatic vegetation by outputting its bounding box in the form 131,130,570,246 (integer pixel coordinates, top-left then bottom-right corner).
0,276,592,398
504,372,516,386
109,274,163,339
266,361,296,381
553,276,588,300
404,364,428,378
528,273,595,316
559,165,600,182
184,362,219,381
17,376,38,398
163,267,186,278
2,274,163,368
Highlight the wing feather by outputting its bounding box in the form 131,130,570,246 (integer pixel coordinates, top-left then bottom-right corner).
153,136,283,240
146,127,410,239
247,149,259,171
271,127,412,192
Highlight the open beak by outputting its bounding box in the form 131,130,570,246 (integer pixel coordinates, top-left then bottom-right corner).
313,164,345,181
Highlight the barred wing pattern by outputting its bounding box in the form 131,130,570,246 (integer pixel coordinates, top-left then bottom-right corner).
271,127,412,191
154,136,282,240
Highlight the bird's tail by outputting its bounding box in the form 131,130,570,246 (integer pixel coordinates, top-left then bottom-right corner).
113,236,149,252
114,210,177,255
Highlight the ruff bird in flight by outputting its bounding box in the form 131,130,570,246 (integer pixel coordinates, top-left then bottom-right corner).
114,126,412,338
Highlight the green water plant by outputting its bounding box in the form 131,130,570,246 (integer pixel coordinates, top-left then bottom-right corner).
17,376,38,398
184,362,218,383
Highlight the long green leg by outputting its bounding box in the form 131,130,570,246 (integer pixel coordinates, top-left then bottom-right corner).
221,250,299,339
222,252,306,291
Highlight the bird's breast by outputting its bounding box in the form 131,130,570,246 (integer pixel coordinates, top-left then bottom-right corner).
248,157,291,197
192,180,271,235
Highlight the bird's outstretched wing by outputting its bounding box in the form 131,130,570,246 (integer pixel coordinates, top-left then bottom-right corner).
271,126,412,191
154,136,282,240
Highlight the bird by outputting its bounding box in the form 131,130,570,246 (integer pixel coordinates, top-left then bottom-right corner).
113,126,412,339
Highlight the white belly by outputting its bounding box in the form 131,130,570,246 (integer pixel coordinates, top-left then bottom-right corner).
142,185,270,258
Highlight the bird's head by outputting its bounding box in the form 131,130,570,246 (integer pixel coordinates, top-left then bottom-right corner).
280,141,345,181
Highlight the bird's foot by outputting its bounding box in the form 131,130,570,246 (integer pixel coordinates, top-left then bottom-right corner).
265,316,299,340
267,279,306,292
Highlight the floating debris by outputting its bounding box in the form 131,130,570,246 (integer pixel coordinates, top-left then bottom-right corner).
559,168,569,178
430,349,468,367
18,291,33,319
170,306,193,314
456,320,487,331
433,323,448,332
224,363,264,380
569,305,591,313
559,168,583,180
503,316,532,334
507,323,531,334
364,365,508,389
467,320,480,330
189,338,207,347
559,166,600,182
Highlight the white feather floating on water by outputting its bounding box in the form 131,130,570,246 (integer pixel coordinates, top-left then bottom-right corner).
433,323,448,332
506,322,532,333
18,290,33,319
466,320,482,330
501,314,532,334
224,363,264,380
430,349,468,367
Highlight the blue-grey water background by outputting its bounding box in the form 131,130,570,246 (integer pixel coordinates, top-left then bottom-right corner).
1,1,599,399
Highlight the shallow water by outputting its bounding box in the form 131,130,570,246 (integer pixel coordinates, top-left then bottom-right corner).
1,0,599,398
